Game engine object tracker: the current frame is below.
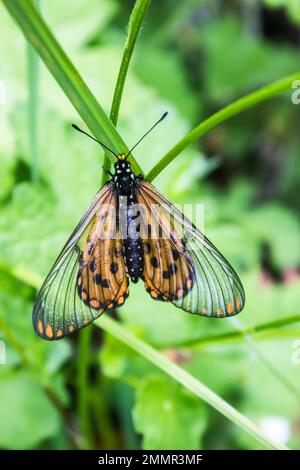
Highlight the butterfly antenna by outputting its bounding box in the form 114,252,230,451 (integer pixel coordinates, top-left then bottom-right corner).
125,111,168,159
71,124,118,158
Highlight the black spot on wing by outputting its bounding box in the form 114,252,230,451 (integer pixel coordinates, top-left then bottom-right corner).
151,256,159,268
101,278,109,288
145,242,151,254
169,263,177,275
89,260,97,272
93,274,110,288
110,262,119,274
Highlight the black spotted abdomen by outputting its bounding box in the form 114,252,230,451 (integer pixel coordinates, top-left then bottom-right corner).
124,202,144,282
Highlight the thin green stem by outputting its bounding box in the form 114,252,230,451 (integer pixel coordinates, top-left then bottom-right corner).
101,0,150,185
230,317,299,407
77,0,150,446
1,264,294,449
27,0,40,182
97,315,288,450
146,72,300,181
4,0,295,451
165,314,300,348
248,338,300,403
3,0,142,174
111,0,150,126
92,378,119,449
4,259,300,347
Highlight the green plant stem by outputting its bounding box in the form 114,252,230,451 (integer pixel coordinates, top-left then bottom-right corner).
101,0,150,185
3,0,142,174
99,0,150,447
248,337,300,404
165,314,300,349
111,0,150,126
146,72,300,181
230,317,300,407
92,378,119,449
97,315,288,450
78,0,150,447
2,264,295,449
4,0,295,452
77,327,93,449
27,1,39,182
4,260,300,347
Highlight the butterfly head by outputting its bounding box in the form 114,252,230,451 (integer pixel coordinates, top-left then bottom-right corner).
114,156,131,172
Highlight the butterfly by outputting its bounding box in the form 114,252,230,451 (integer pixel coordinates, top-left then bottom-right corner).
33,112,245,340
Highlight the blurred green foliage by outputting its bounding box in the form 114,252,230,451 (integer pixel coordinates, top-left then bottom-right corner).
0,0,300,450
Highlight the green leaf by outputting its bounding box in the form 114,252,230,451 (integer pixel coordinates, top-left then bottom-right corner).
246,205,300,269
200,17,299,102
2,0,142,174
264,0,300,24
134,47,198,120
42,0,117,48
0,370,60,449
98,315,288,450
100,333,158,387
0,183,65,276
0,271,72,392
241,271,300,328
133,376,207,450
146,70,300,181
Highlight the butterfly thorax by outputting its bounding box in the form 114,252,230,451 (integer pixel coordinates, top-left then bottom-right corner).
112,157,144,283
112,157,136,196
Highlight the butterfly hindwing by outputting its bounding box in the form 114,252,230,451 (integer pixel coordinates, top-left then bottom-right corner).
142,237,194,302
137,180,245,317
139,198,194,302
33,183,128,340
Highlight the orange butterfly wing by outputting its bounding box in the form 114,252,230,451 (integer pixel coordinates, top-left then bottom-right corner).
33,183,128,340
136,181,194,302
77,206,129,312
137,179,245,317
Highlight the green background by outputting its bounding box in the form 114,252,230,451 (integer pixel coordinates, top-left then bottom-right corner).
0,0,300,450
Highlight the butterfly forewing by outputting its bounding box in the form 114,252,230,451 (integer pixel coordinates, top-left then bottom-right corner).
33,183,128,340
77,209,129,313
137,180,245,317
